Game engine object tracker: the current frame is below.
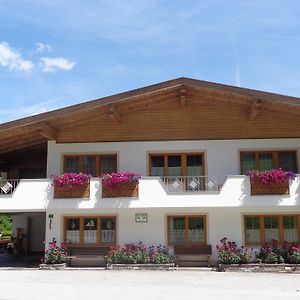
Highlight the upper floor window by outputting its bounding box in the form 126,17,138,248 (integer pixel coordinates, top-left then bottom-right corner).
64,154,117,176
149,153,204,176
240,151,297,175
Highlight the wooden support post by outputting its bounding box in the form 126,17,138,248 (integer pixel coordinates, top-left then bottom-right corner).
248,99,262,121
179,88,186,108
108,104,121,124
38,123,57,140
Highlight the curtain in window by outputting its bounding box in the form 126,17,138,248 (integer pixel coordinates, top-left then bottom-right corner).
168,156,181,176
259,153,273,171
151,156,165,176
169,217,185,243
283,216,298,242
100,156,117,175
188,217,204,243
101,218,116,243
82,157,96,176
65,158,79,173
245,217,260,243
83,218,97,244
278,153,297,173
264,217,279,242
187,155,202,176
241,153,256,174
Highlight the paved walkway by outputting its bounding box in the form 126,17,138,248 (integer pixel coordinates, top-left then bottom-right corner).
0,270,299,299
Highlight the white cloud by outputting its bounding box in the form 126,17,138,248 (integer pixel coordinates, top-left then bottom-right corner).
35,42,52,54
0,42,34,72
40,57,76,72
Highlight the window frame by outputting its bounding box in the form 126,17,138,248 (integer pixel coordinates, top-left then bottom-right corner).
167,215,207,246
243,214,300,246
148,153,206,176
239,150,298,174
63,215,117,246
63,154,118,176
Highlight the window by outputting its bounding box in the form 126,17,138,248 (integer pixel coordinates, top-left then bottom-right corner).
64,216,116,245
244,215,300,245
240,151,297,174
168,215,206,245
64,154,117,176
149,153,204,176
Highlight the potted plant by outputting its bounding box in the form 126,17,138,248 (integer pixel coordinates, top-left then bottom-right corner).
246,168,296,195
40,239,66,270
51,173,91,198
101,171,141,198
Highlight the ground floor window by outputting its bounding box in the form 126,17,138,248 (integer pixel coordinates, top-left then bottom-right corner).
64,216,116,245
244,215,300,245
167,215,207,245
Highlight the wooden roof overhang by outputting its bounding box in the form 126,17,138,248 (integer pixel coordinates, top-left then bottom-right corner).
1,77,300,155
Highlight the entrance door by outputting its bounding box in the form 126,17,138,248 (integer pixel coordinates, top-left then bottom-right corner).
28,215,45,252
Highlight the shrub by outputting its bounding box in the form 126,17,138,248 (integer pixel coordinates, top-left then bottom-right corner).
106,242,173,264
287,245,300,264
255,240,299,264
216,237,251,264
43,240,66,264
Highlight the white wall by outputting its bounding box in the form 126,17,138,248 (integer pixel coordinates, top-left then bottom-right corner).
45,206,300,262
47,138,300,177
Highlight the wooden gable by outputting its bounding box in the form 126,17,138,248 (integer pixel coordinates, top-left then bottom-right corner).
0,77,300,155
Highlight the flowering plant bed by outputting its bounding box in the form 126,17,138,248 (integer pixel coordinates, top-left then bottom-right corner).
106,242,174,266
217,238,300,272
40,240,66,269
102,172,141,198
246,169,296,195
216,237,251,264
51,173,91,198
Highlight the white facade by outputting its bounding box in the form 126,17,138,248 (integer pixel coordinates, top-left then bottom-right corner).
2,138,300,262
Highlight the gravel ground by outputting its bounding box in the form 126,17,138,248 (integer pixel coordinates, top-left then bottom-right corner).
0,270,299,300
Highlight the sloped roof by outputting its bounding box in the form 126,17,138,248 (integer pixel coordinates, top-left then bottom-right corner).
1,77,300,154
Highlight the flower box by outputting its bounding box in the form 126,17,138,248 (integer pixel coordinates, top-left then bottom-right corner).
102,182,139,198
54,182,90,198
250,177,289,195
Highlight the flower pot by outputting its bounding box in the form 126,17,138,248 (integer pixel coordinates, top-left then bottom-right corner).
54,182,90,198
250,178,289,195
102,182,139,198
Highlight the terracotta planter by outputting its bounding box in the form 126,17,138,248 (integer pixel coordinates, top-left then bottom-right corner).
54,182,90,198
102,182,139,198
250,177,289,195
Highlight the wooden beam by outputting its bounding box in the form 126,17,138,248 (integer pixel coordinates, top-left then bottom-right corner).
107,104,121,124
179,88,186,108
248,99,262,121
38,123,57,140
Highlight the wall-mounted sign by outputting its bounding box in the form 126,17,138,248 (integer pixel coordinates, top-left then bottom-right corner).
135,213,148,223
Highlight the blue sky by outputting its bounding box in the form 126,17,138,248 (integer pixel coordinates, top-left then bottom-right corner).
0,0,300,123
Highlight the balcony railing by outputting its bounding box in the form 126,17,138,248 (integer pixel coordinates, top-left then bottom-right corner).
160,176,227,193
0,179,20,195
